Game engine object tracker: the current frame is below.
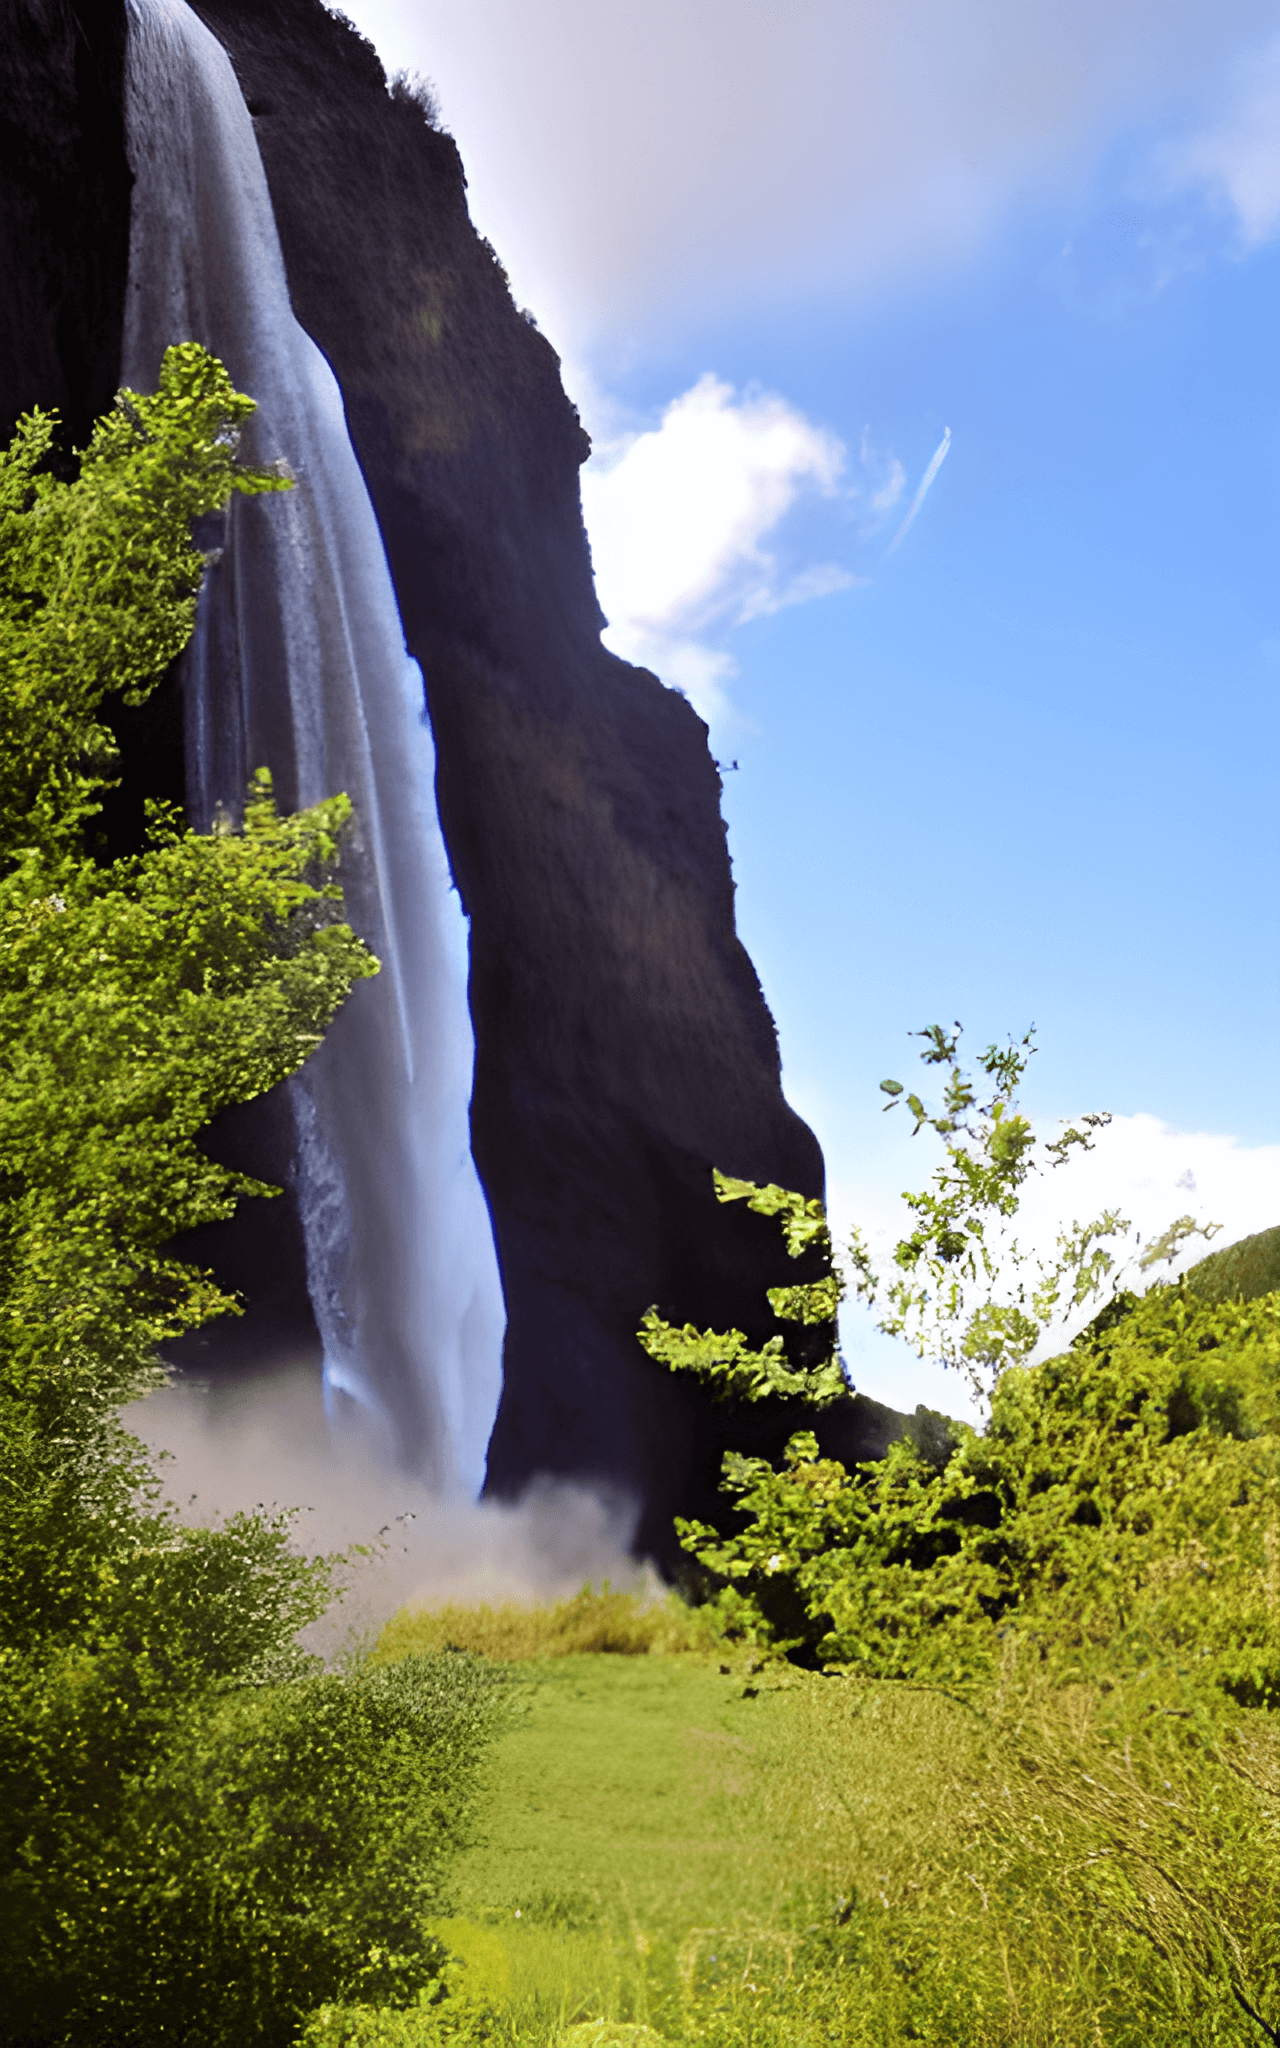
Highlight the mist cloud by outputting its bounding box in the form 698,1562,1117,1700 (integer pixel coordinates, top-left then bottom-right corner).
127,1367,648,1659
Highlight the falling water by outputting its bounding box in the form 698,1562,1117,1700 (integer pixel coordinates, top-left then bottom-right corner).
120,0,506,1494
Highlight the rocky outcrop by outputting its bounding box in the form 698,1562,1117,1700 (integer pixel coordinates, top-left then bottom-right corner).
1,0,906,1561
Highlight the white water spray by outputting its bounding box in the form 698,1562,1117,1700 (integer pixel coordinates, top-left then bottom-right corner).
121,0,506,1494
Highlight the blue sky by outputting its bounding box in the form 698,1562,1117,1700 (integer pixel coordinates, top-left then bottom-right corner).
338,0,1279,1417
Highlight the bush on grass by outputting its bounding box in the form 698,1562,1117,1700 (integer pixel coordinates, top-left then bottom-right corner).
642,1122,1280,2040
7,1652,503,2046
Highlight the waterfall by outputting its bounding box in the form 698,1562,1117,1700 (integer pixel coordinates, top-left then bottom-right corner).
120,0,506,1494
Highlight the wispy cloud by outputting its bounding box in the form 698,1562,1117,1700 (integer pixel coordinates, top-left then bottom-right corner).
884,428,952,556
1161,32,1280,248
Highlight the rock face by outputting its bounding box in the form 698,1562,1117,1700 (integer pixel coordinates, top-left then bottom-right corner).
0,0,132,453
1,0,906,1561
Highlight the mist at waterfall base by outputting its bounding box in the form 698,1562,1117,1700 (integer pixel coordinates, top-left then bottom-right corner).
124,1372,650,1649
123,0,508,1514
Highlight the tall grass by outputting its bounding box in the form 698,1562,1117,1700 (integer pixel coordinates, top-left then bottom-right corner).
372,1585,721,1665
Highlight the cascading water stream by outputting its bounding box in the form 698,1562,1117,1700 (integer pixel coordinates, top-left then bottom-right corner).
120,0,506,1494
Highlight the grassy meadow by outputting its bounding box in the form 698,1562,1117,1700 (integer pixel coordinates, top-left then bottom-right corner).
294,1577,1280,2048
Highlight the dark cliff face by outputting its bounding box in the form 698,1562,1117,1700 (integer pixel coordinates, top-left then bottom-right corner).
0,0,132,454
2,0,905,1561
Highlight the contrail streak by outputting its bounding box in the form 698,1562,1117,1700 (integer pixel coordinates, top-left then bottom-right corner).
885,427,951,556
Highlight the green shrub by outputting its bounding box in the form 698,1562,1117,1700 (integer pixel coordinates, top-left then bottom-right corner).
677,1282,1280,1697
300,1991,506,2045
19,1653,503,2047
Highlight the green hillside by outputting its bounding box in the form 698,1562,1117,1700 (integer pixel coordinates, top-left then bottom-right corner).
1186,1223,1280,1304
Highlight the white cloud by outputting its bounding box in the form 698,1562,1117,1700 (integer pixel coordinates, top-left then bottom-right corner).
1010,1111,1280,1272
1162,33,1280,246
582,376,845,628
579,374,853,723
338,0,1276,349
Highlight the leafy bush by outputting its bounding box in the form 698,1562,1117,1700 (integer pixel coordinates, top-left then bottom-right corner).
300,1992,504,2045
681,1282,1280,1689
6,1651,502,2046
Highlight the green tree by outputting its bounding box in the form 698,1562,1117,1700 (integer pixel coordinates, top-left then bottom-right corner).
0,340,290,863
641,1030,1280,2040
0,349,499,2045
847,1022,1221,1390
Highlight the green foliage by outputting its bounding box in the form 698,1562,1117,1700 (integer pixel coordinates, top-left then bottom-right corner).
855,1023,1120,1385
676,1283,1280,1685
1187,1222,1280,1305
636,1170,846,1409
0,340,290,863
0,352,503,2045
300,1985,505,2045
635,1309,846,1408
3,1650,503,2046
851,1022,1225,1392
712,1172,831,1259
0,773,375,1430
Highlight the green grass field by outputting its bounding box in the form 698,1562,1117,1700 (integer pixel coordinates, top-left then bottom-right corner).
438,1651,822,2032
313,1586,1280,2048
369,1632,1037,2044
